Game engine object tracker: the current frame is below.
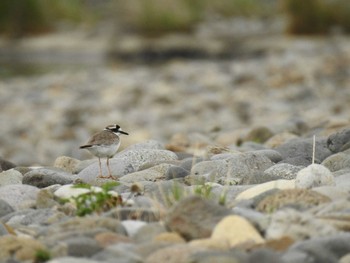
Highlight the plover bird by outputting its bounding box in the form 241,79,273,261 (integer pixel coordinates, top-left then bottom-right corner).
80,124,129,179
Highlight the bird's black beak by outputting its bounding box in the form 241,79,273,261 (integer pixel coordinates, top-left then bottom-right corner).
120,130,129,135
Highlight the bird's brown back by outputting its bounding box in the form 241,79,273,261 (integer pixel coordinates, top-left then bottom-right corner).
80,130,118,148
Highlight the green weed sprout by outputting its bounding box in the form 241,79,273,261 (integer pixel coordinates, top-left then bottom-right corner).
68,181,122,216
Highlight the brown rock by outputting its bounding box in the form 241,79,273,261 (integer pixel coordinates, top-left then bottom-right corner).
256,188,331,213
95,232,131,247
0,236,46,261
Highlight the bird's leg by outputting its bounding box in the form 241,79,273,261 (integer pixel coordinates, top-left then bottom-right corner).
106,157,114,179
97,157,103,177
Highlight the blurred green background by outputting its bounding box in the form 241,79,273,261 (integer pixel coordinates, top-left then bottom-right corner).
0,0,349,77
0,0,349,37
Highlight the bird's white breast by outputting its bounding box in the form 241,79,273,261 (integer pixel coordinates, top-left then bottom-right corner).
86,141,121,158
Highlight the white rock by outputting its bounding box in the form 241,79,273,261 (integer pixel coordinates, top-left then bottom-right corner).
121,220,147,237
295,164,335,189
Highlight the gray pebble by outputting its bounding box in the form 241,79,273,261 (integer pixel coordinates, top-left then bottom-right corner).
263,163,304,181
165,166,189,180
179,157,206,171
0,184,39,210
276,138,332,166
23,168,75,188
283,233,350,263
322,151,350,172
327,128,350,153
0,199,14,218
66,236,102,257
0,157,16,172
189,152,274,185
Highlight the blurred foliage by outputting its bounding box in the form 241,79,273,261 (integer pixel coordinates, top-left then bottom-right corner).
112,0,206,35
0,0,89,37
113,0,276,35
0,0,350,37
282,0,350,34
206,0,276,17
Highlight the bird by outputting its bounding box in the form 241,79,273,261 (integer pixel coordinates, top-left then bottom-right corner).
79,124,129,179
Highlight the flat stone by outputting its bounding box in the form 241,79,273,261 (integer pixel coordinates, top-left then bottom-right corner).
23,168,75,188
5,208,66,226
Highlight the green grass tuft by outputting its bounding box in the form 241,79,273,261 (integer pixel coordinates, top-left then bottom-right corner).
34,249,51,263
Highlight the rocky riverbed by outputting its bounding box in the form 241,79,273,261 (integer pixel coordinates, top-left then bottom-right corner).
1,126,350,262
1,31,350,262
